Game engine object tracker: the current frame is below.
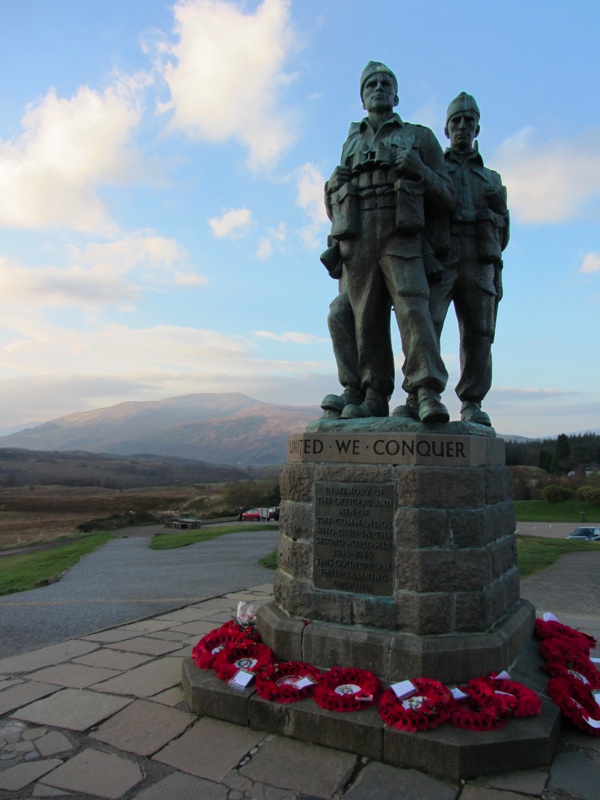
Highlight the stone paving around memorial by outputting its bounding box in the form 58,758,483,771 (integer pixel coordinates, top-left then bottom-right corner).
0,582,599,800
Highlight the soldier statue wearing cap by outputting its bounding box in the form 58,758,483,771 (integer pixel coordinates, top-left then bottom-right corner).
428,92,509,426
320,61,455,423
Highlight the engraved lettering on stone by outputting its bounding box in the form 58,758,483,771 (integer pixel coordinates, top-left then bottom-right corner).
314,481,394,596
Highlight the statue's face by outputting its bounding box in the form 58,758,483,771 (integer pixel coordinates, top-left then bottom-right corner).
362,72,397,113
446,113,479,151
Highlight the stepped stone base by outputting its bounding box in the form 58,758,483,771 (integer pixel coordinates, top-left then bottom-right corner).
181,638,561,782
256,597,534,685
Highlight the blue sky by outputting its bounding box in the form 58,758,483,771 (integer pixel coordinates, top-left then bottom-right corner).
1,0,599,438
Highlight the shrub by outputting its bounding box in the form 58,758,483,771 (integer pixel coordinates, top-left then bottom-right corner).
576,485,600,505
541,485,575,503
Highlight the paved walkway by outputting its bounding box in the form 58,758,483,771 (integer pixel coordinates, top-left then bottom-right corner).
1,565,600,798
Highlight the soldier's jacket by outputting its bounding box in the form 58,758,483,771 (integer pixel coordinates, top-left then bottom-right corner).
444,146,509,264
325,113,455,257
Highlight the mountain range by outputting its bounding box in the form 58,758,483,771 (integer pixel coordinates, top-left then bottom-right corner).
0,393,320,466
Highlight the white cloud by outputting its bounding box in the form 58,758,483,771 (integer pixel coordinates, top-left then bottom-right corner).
209,208,252,238
295,162,328,248
0,233,202,309
253,330,325,344
156,0,298,168
580,252,600,274
0,75,147,233
493,126,600,223
256,222,286,259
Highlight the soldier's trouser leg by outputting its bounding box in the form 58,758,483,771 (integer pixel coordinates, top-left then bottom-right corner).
381,254,448,395
456,329,493,403
339,243,395,399
327,290,361,391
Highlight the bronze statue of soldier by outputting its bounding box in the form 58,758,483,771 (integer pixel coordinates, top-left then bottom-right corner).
321,62,455,424
428,92,509,426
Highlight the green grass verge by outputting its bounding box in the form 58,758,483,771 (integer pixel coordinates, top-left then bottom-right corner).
149,524,276,550
0,533,113,596
259,551,277,570
514,499,600,522
516,534,599,579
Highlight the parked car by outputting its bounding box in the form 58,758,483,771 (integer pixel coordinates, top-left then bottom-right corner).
268,506,280,521
566,527,600,541
241,508,262,521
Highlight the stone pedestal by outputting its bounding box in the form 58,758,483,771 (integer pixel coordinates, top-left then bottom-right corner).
183,420,560,781
257,423,534,683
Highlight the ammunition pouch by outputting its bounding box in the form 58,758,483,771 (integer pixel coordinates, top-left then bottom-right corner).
329,183,358,240
394,178,425,233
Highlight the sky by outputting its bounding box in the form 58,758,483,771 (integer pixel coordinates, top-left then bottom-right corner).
1,0,599,439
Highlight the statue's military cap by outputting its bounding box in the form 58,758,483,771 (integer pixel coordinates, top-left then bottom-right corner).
360,61,398,98
446,92,480,125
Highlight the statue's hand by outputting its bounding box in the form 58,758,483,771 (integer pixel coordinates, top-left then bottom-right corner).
327,166,352,193
395,150,425,181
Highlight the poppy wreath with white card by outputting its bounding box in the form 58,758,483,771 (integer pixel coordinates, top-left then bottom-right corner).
212,641,274,682
313,667,381,712
378,678,453,731
539,639,600,690
547,676,600,736
470,674,542,717
449,677,513,731
255,661,322,704
535,619,596,656
191,623,255,670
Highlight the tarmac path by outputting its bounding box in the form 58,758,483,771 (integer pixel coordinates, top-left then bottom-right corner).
0,526,278,659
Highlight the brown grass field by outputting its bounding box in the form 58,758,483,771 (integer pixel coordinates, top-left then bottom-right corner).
0,486,202,549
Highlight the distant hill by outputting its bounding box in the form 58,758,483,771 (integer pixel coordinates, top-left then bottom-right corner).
0,448,248,489
0,393,319,466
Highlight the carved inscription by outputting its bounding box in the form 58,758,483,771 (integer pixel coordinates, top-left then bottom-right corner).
314,481,394,596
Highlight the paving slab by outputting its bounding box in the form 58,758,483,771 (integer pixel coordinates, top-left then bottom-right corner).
147,630,190,642
72,647,153,671
91,698,193,756
0,678,21,691
106,636,182,656
239,735,357,797
547,748,600,800
168,620,217,637
90,655,183,697
483,768,549,794
132,771,229,799
0,757,63,791
43,747,143,799
117,619,174,633
81,630,142,643
28,663,120,688
153,717,265,782
30,783,71,797
459,787,538,799
0,681,58,715
150,686,185,706
13,687,132,731
341,762,458,800
0,640,98,674
154,607,219,623
35,730,74,757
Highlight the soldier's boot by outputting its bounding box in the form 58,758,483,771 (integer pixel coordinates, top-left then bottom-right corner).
321,385,363,418
392,393,419,421
461,401,492,427
341,388,389,419
417,388,449,425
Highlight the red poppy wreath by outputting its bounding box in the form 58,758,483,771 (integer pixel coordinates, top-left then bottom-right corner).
547,676,600,736
535,619,596,656
313,667,380,712
450,677,513,731
539,639,600,690
191,623,254,670
474,675,542,717
255,661,322,704
379,678,453,732
212,641,274,682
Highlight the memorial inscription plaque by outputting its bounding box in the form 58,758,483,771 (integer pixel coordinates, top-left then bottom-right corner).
313,481,394,596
